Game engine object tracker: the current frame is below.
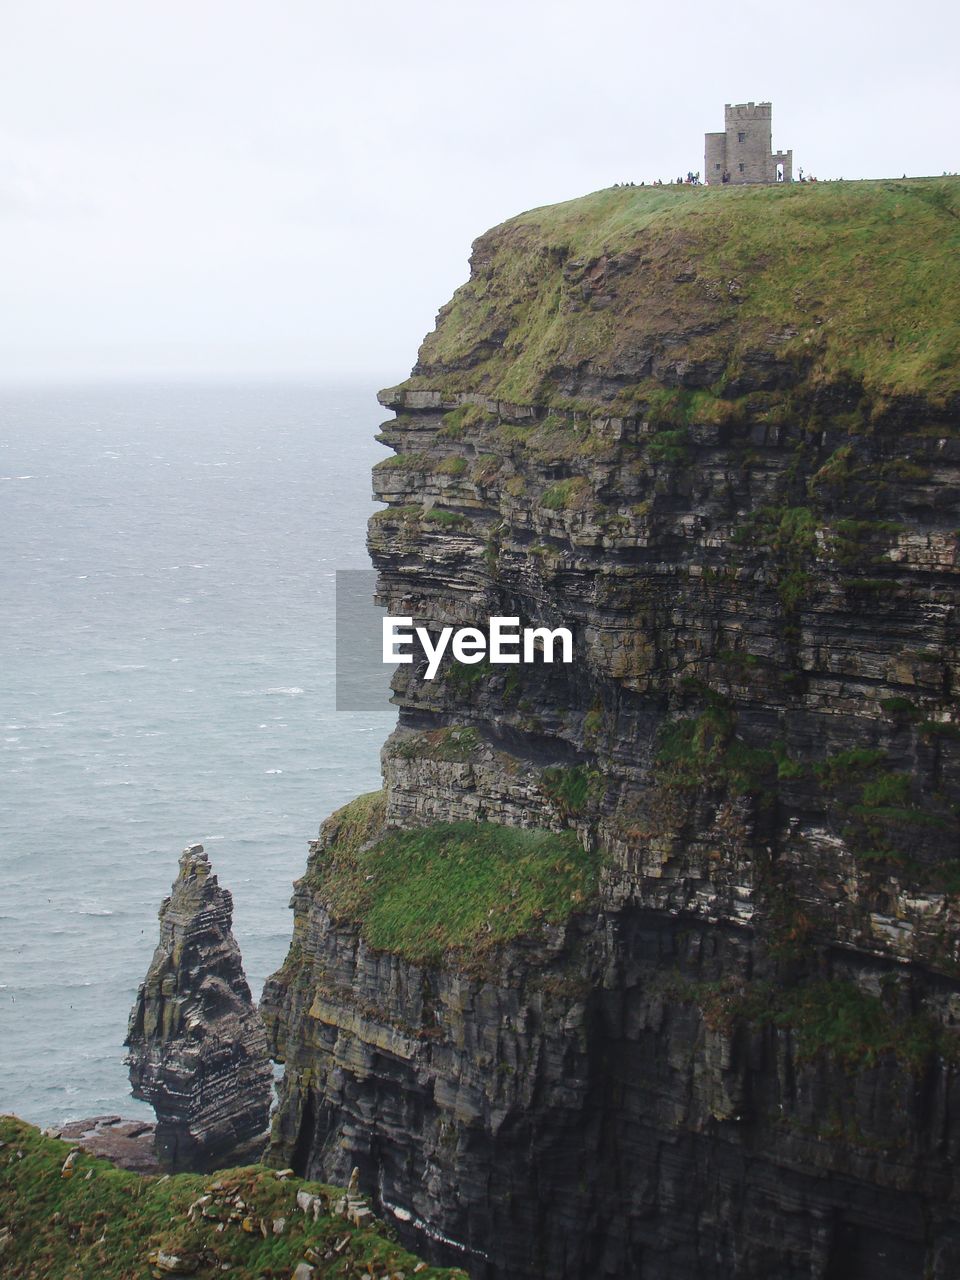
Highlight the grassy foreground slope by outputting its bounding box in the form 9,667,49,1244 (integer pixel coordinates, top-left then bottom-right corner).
0,1117,464,1280
401,178,960,407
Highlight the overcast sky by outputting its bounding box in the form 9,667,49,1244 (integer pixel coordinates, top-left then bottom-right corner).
2,0,957,385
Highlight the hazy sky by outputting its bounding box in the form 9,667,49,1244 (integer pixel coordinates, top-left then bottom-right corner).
2,0,957,384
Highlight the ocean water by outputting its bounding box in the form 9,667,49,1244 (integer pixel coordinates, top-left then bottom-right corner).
0,380,396,1126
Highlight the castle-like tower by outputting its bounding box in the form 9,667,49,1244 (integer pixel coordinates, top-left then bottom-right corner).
705,102,792,185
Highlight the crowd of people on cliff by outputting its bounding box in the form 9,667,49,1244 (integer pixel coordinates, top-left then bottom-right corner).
612,172,702,188
613,166,820,188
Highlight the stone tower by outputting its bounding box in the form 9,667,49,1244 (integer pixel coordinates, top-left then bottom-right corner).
705,102,792,185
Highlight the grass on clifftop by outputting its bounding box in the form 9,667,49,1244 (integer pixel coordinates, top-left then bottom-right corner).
400,177,960,407
0,1116,462,1280
309,793,600,963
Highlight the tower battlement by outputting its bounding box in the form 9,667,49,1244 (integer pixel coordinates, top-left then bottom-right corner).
725,101,772,122
706,102,792,185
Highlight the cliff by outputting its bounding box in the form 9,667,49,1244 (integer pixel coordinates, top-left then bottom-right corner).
126,844,273,1172
261,178,960,1279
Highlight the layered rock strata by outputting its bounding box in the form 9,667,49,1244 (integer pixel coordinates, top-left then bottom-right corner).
262,180,960,1278
126,844,273,1171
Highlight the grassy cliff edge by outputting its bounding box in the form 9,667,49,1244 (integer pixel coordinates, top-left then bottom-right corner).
394,178,960,410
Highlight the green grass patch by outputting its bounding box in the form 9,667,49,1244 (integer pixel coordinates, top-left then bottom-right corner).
583,703,604,737
0,1116,462,1280
318,790,386,861
778,569,811,611
655,695,778,799
734,504,818,554
312,819,601,964
471,453,501,483
391,727,482,762
809,444,856,495
540,764,596,817
731,505,819,614
812,747,886,788
422,507,470,529
372,451,431,472
393,178,960,407
369,503,422,524
772,740,805,780
769,979,942,1071
687,977,946,1072
445,655,494,692
643,387,734,428
437,403,487,439
831,518,905,568
646,427,690,464
436,455,468,476
540,476,591,511
861,773,911,808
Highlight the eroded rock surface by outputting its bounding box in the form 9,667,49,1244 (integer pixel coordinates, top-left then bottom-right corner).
126,844,273,1171
262,182,960,1278
45,1115,159,1174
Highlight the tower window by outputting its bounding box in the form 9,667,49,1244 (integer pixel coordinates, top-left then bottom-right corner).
716,163,721,170
738,131,746,143
739,163,745,173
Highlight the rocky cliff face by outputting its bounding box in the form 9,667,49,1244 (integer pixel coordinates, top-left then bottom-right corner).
262,180,960,1278
126,844,273,1172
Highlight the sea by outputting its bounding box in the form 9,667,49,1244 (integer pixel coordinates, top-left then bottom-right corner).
0,380,396,1126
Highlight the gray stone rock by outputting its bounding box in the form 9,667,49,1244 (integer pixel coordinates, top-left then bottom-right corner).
262,199,960,1279
126,845,272,1172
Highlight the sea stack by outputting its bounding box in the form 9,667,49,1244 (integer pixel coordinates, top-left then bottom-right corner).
126,844,273,1171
